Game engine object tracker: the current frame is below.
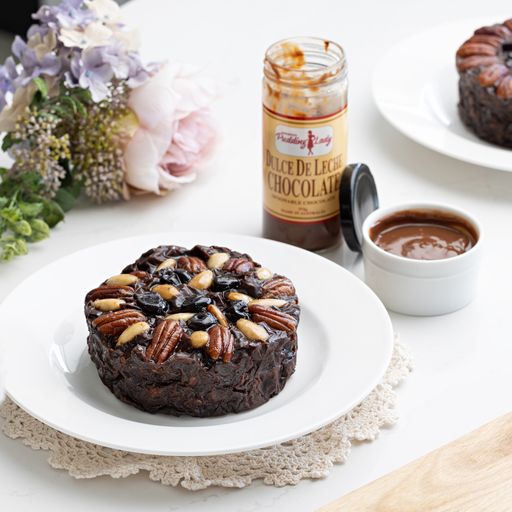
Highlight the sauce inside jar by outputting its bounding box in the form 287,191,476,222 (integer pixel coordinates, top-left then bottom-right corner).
369,210,478,260
262,37,348,252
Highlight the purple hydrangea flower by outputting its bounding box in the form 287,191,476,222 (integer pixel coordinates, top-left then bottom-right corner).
0,57,19,110
125,52,149,88
68,44,150,101
33,0,96,30
73,47,115,101
11,36,61,85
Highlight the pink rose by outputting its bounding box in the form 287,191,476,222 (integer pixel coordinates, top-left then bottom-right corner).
124,62,217,194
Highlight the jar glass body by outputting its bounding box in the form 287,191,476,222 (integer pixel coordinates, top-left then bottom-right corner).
262,37,348,251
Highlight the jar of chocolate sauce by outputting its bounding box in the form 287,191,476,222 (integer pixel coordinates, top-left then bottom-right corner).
262,37,348,251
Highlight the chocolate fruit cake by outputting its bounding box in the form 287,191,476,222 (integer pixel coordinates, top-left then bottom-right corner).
456,19,512,147
84,244,300,417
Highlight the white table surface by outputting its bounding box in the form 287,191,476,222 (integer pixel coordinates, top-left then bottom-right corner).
1,0,512,510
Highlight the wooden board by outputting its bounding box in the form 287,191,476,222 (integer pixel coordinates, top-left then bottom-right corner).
318,413,512,512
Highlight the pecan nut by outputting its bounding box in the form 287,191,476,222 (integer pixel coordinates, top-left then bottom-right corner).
249,304,297,332
456,55,498,72
176,256,207,273
475,25,512,38
261,276,296,298
146,319,183,363
497,76,512,99
465,34,503,48
223,257,255,274
208,325,235,362
92,309,145,336
478,64,509,87
456,42,497,58
86,285,134,302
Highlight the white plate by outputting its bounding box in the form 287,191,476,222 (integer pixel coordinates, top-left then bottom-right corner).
1,233,393,456
373,16,512,171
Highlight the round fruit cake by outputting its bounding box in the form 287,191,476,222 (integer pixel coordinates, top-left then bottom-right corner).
84,244,300,417
456,19,512,147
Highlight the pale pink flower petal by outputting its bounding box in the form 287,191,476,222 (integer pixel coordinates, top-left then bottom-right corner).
123,62,218,194
123,130,162,193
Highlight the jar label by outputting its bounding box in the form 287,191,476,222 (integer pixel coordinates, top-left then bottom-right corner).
262,106,347,223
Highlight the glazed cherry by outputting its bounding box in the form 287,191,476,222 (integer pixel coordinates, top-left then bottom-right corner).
135,291,168,315
181,295,213,311
188,312,217,330
224,300,250,322
214,274,241,291
158,269,192,286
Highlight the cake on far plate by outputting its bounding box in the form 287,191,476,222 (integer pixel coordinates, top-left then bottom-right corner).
84,244,300,417
456,19,512,148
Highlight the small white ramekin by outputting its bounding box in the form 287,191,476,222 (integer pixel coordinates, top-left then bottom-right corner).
361,202,483,316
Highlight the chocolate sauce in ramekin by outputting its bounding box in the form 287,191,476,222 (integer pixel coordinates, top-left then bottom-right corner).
369,210,478,261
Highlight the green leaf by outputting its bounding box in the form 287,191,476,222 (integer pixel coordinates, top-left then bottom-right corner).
0,206,22,223
13,237,28,255
40,198,65,228
0,197,8,209
18,201,44,218
33,77,49,100
13,220,32,237
28,218,50,242
70,96,87,117
2,133,18,152
0,244,16,262
71,88,92,104
60,96,78,114
54,187,76,212
18,171,42,188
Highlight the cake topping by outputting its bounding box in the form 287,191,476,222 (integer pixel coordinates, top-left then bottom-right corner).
188,269,214,290
86,244,299,363
249,304,297,333
207,252,230,269
207,304,228,327
207,325,235,362
456,19,512,98
190,330,209,349
176,255,206,273
117,321,150,346
146,319,183,363
92,298,125,312
236,319,269,342
151,284,179,300
92,309,146,336
262,276,296,298
86,285,134,301
135,291,168,315
166,312,195,321
156,258,176,271
223,257,256,274
255,267,273,280
106,274,139,286
188,311,218,331
227,291,253,303
497,76,512,99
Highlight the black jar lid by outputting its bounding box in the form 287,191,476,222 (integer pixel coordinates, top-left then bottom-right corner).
339,163,379,253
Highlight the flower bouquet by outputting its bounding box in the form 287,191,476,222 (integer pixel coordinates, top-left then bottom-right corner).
0,0,217,261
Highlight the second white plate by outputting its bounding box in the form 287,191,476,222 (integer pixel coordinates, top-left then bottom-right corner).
373,16,512,171
1,233,393,456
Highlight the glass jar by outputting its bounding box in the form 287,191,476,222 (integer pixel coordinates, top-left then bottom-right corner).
262,37,348,251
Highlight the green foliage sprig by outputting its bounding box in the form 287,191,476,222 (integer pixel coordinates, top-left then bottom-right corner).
0,168,64,261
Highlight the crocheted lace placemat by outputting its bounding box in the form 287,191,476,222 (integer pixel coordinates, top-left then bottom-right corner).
0,340,412,490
